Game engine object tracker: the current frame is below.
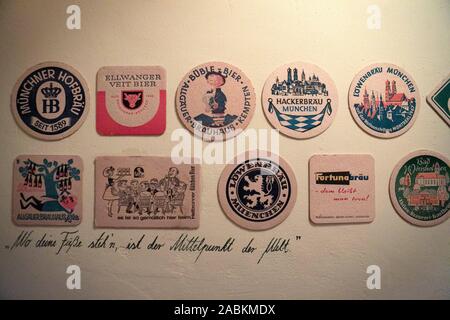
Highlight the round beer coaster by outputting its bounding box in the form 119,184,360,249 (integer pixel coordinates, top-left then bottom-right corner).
262,62,338,139
218,151,297,230
389,150,450,227
11,61,89,140
348,63,419,138
175,61,256,142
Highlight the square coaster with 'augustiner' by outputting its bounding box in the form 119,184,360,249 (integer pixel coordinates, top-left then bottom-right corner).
96,66,166,135
309,154,375,224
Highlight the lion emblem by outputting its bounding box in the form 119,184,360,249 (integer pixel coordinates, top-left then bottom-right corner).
242,174,275,209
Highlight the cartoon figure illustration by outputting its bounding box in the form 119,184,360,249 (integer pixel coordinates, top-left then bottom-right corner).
126,180,140,213
194,71,238,127
204,71,227,114
159,167,181,214
17,158,81,215
134,166,144,178
145,178,160,214
116,180,129,213
102,167,120,217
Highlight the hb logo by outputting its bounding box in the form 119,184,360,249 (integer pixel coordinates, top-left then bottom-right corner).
41,82,62,114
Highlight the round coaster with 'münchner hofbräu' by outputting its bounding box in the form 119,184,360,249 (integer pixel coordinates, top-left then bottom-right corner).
11,61,89,140
389,150,449,227
218,151,297,230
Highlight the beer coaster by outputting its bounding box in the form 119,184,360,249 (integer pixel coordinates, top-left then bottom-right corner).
426,73,450,126
217,151,297,230
95,156,200,229
309,154,375,224
348,63,419,138
12,155,83,226
175,61,256,142
96,66,166,135
262,62,338,139
11,62,89,140
389,150,450,227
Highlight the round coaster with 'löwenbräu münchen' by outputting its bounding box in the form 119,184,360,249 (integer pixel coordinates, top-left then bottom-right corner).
175,61,256,142
11,61,89,140
389,150,450,227
348,63,419,138
262,62,338,139
218,151,297,230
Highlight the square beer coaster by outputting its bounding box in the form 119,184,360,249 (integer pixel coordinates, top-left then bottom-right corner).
12,155,83,226
95,156,200,228
309,154,375,224
96,66,166,135
426,74,450,126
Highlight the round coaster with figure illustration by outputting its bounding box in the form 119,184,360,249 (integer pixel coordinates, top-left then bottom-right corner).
262,62,338,139
389,150,449,227
348,63,419,138
218,151,297,230
11,61,89,140
175,61,256,142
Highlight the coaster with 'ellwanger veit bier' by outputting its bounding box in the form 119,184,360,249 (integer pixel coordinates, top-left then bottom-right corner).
175,61,256,142
96,66,166,135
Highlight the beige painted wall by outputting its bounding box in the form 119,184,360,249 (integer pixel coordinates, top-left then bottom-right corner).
0,0,449,299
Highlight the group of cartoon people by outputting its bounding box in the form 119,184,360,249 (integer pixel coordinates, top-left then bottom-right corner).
102,166,187,217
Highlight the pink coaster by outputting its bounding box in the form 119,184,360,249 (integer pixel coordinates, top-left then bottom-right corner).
309,154,375,224
96,66,166,135
95,156,200,229
12,155,83,226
